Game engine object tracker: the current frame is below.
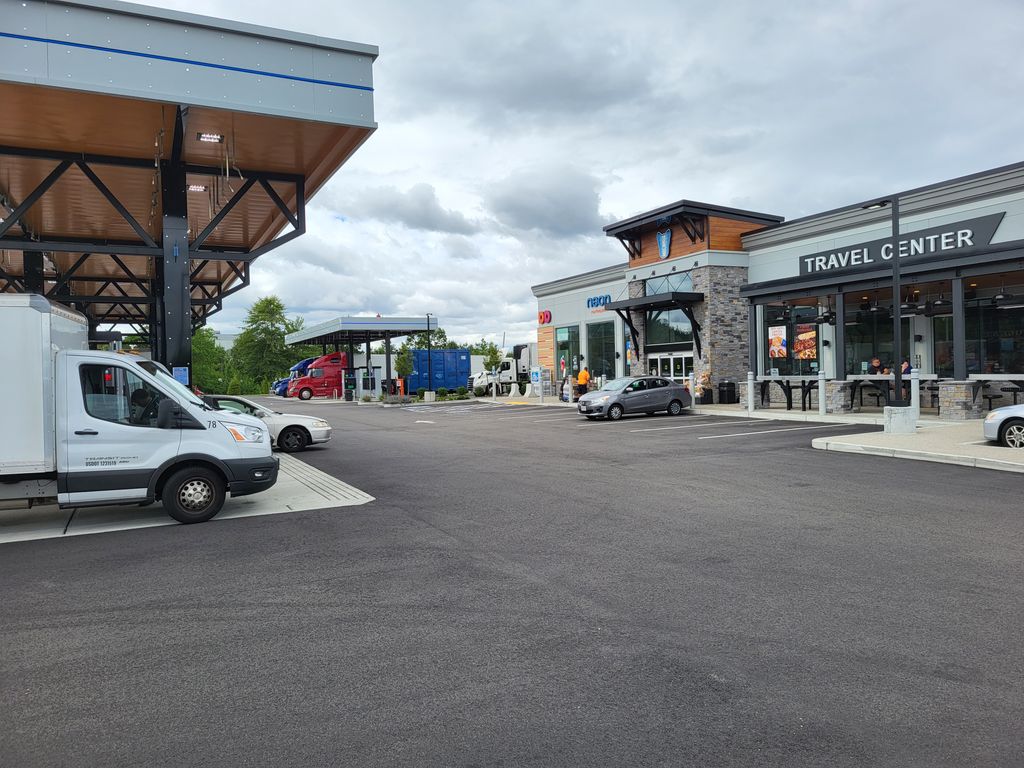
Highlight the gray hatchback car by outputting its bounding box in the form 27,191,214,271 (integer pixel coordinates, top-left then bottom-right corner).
577,376,692,420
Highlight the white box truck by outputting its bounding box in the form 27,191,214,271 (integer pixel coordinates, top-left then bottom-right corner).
0,295,278,523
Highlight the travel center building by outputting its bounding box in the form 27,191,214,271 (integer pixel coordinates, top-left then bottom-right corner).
532,162,1024,418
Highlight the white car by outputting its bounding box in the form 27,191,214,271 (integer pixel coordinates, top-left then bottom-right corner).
204,395,332,452
983,403,1024,448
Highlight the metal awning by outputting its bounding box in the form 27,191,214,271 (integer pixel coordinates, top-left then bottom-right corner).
605,291,706,360
286,316,438,347
0,0,377,372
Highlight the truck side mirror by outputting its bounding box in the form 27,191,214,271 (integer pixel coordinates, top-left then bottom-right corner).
157,399,180,429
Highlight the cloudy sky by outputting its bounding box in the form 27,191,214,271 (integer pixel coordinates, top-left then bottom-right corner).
166,0,1024,346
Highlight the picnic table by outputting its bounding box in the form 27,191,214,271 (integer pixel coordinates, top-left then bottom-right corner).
755,375,822,411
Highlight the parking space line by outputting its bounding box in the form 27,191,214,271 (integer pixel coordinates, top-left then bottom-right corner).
697,424,838,440
630,419,768,433
531,415,589,422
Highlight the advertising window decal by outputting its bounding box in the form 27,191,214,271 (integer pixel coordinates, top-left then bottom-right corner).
794,323,817,360
768,325,788,358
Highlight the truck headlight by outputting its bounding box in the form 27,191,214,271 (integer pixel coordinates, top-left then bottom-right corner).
227,425,265,442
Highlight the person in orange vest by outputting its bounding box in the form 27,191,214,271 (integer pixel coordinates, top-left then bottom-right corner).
577,367,590,399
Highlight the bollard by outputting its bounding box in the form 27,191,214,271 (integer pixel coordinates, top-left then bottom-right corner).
818,370,826,417
910,370,920,421
747,371,755,414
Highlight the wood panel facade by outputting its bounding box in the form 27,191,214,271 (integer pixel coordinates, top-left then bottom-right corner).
537,325,555,372
629,215,771,267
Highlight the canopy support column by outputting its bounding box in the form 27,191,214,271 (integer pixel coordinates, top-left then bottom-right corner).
24,251,44,294
155,106,191,378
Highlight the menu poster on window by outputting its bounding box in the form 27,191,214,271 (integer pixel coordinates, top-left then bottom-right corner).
768,325,788,358
794,323,817,360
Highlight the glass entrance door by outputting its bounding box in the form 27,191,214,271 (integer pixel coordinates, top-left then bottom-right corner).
648,353,693,382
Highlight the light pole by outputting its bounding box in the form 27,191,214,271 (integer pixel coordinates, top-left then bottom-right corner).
425,312,433,392
890,197,905,407
865,197,905,407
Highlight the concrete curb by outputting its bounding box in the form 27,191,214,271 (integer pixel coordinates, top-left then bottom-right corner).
811,437,1024,474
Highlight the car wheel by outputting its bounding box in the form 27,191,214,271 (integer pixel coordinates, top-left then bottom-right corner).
278,426,309,453
299,388,313,401
607,404,623,421
668,399,683,416
1000,419,1024,449
162,466,225,524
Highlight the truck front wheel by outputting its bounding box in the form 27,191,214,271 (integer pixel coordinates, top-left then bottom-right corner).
162,466,226,524
299,388,313,400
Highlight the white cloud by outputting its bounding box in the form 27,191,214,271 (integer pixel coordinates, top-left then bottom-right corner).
173,0,1024,348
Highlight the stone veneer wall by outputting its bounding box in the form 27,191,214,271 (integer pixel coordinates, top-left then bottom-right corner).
627,279,647,374
627,263,750,397
694,265,750,392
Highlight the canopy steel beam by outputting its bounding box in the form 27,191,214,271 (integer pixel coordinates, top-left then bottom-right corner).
0,160,71,240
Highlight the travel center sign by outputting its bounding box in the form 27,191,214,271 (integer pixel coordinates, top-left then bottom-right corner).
798,213,1004,275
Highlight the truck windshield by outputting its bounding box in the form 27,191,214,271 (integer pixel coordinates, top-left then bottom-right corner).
137,361,209,409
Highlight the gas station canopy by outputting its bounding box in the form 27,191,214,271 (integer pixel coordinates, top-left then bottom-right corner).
0,0,377,371
286,316,439,348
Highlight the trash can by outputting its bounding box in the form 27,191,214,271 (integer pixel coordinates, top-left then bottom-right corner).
718,380,738,404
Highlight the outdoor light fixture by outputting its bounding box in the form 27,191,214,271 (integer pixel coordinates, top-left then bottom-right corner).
187,184,208,193
993,283,1015,306
862,199,891,210
196,132,224,143
900,291,919,315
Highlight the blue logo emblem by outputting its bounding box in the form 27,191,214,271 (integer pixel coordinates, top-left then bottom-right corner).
657,228,672,260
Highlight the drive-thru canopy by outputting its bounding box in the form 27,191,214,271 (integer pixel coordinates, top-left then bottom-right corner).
0,0,376,375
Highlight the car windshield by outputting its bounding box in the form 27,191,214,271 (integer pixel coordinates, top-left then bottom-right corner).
137,360,209,409
600,378,632,392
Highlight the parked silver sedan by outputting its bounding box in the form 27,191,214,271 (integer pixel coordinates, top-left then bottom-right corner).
577,376,692,420
983,403,1024,448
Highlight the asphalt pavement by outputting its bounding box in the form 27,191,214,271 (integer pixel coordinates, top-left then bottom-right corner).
2,398,1022,767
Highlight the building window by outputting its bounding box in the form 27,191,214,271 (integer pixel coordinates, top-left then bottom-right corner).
966,278,1024,374
843,298,912,375
645,309,693,348
586,321,616,381
764,305,821,376
646,272,693,296
555,325,580,379
933,316,954,377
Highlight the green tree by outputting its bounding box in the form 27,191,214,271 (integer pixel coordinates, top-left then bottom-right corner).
395,348,413,378
230,296,303,383
191,326,227,392
226,373,241,395
468,338,503,370
405,326,459,350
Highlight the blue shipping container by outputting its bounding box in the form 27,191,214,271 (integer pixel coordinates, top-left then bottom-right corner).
407,348,471,392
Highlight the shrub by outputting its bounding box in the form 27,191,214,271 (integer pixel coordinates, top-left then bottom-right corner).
456,386,467,397
473,386,487,397
436,387,449,398
416,388,426,398
226,374,241,395
517,382,526,395
361,394,372,402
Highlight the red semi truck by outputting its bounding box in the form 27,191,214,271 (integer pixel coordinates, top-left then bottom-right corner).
286,352,349,400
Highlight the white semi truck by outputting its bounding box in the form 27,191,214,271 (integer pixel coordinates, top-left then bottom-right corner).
0,295,278,524
469,343,538,394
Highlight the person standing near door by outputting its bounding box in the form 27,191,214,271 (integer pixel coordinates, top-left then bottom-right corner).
577,366,590,398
